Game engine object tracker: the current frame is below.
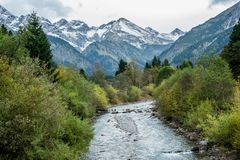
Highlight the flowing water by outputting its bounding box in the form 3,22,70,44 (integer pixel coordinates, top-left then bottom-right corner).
86,101,200,160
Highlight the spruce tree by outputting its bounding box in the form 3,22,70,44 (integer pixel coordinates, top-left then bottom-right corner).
0,24,8,35
115,59,128,76
152,56,161,67
144,62,151,70
79,68,87,79
163,59,170,66
221,20,240,79
24,12,53,69
179,60,193,69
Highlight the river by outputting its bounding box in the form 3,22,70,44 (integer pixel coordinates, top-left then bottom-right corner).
86,101,200,160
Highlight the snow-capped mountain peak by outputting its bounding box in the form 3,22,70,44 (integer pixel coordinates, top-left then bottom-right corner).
54,18,68,27
0,5,13,16
171,28,185,36
159,28,185,41
145,27,159,35
0,5,17,28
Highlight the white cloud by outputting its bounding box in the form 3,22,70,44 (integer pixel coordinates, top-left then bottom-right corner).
210,0,238,5
0,0,71,18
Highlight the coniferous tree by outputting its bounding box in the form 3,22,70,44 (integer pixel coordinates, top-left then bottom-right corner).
152,56,161,67
115,59,128,76
24,12,53,69
221,20,240,79
179,60,193,69
163,59,170,66
144,62,151,70
0,24,8,35
79,68,87,79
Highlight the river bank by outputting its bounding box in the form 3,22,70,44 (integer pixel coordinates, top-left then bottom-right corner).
152,107,239,160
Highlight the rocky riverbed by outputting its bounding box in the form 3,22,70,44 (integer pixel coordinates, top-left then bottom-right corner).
86,101,203,160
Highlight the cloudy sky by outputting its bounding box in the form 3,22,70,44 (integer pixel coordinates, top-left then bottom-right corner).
0,0,239,32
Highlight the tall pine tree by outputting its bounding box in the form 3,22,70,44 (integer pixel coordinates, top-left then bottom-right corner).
115,59,128,76
0,24,8,35
151,56,161,68
24,12,53,69
163,59,170,66
221,20,240,79
144,62,151,70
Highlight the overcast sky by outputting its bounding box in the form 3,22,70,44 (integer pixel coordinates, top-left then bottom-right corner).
0,0,239,32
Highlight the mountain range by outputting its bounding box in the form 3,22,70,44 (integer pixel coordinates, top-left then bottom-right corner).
0,1,240,74
0,5,184,74
161,1,240,64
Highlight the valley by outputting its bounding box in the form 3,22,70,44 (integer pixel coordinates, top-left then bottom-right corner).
1,1,240,160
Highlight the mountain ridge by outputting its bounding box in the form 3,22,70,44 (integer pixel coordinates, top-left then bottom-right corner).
0,4,185,74
160,1,240,65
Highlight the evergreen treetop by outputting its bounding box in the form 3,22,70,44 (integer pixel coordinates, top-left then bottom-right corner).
221,20,240,80
24,12,53,69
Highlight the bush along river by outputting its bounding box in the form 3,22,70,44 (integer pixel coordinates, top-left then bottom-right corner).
86,101,206,160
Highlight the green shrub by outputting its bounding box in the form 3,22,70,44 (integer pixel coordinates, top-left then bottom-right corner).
128,86,142,102
203,86,240,150
142,83,155,97
154,55,235,124
56,66,109,117
105,85,120,104
185,100,214,129
117,90,129,103
92,85,109,109
0,58,93,159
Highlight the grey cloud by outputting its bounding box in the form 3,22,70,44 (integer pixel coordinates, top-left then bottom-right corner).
3,0,72,18
210,0,239,5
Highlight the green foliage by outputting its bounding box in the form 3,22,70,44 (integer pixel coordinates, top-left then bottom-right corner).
154,55,235,123
142,83,155,98
0,29,29,63
0,58,92,159
117,90,129,102
128,86,142,102
105,85,120,104
221,20,240,80
125,61,143,87
151,56,161,68
156,66,176,85
202,86,240,150
115,59,128,76
202,110,240,149
56,66,109,117
91,65,107,87
144,62,151,70
79,68,87,79
24,12,53,69
185,100,214,129
0,25,9,35
163,59,170,66
92,85,109,109
178,60,193,69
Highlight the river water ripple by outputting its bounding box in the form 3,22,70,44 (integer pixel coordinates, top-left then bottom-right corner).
86,101,200,160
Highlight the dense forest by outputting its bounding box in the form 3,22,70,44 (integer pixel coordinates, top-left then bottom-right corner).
1,11,240,159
